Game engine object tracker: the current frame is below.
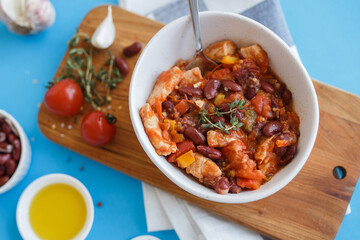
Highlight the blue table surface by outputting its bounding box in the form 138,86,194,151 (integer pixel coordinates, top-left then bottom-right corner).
0,0,359,239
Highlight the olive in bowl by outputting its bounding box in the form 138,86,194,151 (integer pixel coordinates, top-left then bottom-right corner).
0,109,31,194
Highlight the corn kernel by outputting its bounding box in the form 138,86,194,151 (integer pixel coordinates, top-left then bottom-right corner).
214,93,225,106
164,119,176,131
221,56,239,64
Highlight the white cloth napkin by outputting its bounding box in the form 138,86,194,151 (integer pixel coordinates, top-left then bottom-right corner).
119,0,349,239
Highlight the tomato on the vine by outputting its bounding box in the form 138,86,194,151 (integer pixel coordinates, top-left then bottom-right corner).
44,79,83,117
81,111,117,146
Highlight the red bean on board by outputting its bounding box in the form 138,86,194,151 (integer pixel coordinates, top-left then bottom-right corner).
0,132,5,142
204,79,221,99
5,159,17,176
0,175,9,186
262,121,283,137
260,80,275,94
222,80,242,92
123,42,142,57
184,126,206,145
178,87,203,97
197,145,222,160
115,57,130,76
0,153,11,165
162,101,175,113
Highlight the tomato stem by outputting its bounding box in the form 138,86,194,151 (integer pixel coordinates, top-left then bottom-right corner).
105,113,117,125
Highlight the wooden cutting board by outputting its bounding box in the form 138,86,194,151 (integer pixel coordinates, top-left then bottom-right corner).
37,6,360,240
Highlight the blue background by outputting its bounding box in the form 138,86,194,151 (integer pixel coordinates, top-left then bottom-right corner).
0,0,359,239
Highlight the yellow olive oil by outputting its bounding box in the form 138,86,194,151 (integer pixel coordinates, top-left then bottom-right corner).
29,183,87,240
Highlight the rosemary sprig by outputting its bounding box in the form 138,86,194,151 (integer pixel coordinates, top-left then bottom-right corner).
47,30,123,109
199,98,247,134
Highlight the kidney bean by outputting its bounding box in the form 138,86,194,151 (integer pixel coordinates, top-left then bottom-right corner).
229,178,242,193
211,115,226,124
5,159,16,176
233,69,249,85
168,140,196,162
1,122,11,135
262,121,283,137
0,153,11,165
245,87,257,100
233,110,244,121
115,57,130,76
197,145,222,160
0,165,4,176
260,80,275,94
282,88,292,105
162,101,175,113
0,132,5,142
222,80,242,92
278,144,297,166
214,177,230,194
178,87,203,97
184,126,206,145
123,42,142,57
12,139,21,161
219,103,230,112
274,146,287,157
0,175,9,186
7,133,16,143
0,142,12,153
204,79,221,99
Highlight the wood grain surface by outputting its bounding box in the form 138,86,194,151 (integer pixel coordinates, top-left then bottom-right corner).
37,6,360,240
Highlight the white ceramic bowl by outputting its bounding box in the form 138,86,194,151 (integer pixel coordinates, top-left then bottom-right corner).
16,174,94,240
0,109,31,194
129,12,319,203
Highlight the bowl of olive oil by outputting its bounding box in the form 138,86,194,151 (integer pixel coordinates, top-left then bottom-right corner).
16,174,94,240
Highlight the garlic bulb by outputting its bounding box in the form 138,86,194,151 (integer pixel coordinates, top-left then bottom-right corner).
91,5,115,49
0,0,55,35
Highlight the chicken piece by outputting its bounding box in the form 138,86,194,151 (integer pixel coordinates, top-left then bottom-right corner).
208,68,233,81
186,153,222,182
240,44,269,73
204,40,237,63
207,130,246,148
179,67,203,87
147,66,183,108
139,103,177,156
254,136,279,175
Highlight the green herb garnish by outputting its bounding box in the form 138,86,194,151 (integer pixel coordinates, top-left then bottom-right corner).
199,98,247,134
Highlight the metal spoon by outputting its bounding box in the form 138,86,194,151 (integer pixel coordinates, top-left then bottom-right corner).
185,0,218,75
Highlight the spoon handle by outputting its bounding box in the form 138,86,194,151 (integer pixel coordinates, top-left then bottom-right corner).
188,0,202,52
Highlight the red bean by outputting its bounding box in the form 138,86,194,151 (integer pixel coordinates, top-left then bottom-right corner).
210,115,225,124
197,145,222,160
115,57,130,76
222,80,242,92
0,175,9,186
0,165,5,176
278,144,297,166
0,132,5,142
178,87,203,97
218,103,230,112
7,133,16,143
233,110,244,121
262,121,283,137
274,146,287,157
12,139,21,161
162,101,175,113
282,89,292,104
5,159,16,175
244,87,257,100
123,42,142,57
0,142,12,153
1,122,11,135
0,153,11,165
204,79,221,99
233,69,249,85
229,178,242,193
214,177,230,194
260,80,275,94
184,126,206,145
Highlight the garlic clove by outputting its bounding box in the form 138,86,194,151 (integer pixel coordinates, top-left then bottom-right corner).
91,5,116,49
0,0,55,35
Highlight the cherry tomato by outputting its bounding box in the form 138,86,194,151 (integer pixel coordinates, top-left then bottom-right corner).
81,111,117,146
44,79,83,117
